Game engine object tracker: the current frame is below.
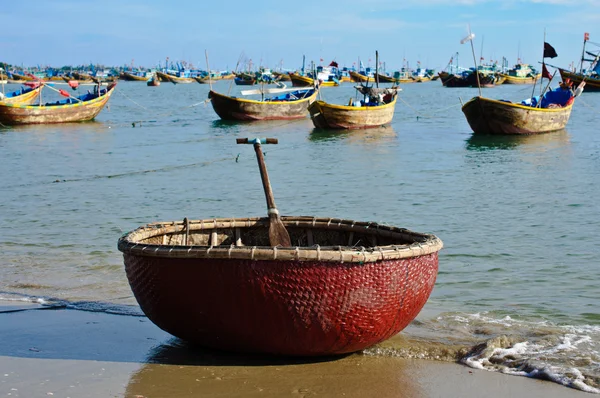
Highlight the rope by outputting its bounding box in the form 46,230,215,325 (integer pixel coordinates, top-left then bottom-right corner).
576,96,600,112
114,90,213,128
2,155,235,189
116,89,148,110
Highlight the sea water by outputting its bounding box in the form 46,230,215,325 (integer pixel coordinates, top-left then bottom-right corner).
1,79,599,393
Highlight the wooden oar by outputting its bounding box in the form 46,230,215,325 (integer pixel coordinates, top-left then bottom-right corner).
236,137,291,247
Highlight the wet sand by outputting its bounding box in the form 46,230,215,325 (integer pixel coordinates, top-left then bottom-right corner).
0,301,588,397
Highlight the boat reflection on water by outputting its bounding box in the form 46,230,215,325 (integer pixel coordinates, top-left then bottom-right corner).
209,118,312,138
309,125,397,145
465,129,570,151
125,339,424,398
0,120,109,134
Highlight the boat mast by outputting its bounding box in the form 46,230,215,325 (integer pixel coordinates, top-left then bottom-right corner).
464,25,482,96
456,52,459,74
375,50,379,88
580,33,588,74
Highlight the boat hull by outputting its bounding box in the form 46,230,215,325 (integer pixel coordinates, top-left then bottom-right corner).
374,73,398,83
209,89,317,121
121,72,150,82
308,97,397,129
461,96,573,135
234,75,256,85
289,73,314,87
558,69,600,92
155,71,195,84
0,84,116,125
118,216,442,356
272,71,291,81
500,74,540,84
0,86,41,105
349,71,374,83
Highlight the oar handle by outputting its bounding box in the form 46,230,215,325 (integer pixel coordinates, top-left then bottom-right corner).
236,138,278,212
236,138,278,145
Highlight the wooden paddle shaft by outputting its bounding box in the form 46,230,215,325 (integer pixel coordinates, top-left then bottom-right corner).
254,143,277,212
236,138,280,213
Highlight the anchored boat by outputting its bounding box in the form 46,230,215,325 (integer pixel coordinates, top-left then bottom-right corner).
462,81,583,135
208,86,317,121
0,82,116,125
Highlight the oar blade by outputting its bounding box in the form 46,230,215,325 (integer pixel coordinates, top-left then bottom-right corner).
269,216,291,247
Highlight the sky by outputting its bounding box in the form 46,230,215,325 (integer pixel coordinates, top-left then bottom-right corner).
2,0,599,73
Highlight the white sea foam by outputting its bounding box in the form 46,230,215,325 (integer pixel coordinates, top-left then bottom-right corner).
444,312,600,394
0,294,48,304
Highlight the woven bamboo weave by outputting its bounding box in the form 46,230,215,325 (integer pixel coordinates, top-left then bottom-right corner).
119,216,443,356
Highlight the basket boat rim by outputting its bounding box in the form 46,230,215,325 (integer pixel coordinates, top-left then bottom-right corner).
117,216,443,263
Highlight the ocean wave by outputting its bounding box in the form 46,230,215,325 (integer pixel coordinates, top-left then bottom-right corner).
365,312,600,394
0,293,144,316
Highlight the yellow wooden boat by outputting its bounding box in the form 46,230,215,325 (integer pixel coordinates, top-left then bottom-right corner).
155,71,195,84
289,73,338,87
120,71,151,82
500,74,540,84
0,85,42,105
308,86,399,129
349,71,375,83
0,82,116,125
462,83,580,135
209,87,318,121
500,64,540,84
558,68,600,92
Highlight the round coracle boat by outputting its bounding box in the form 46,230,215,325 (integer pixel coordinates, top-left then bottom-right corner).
118,215,443,356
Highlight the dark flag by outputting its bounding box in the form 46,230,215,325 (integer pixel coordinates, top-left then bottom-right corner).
542,62,552,79
544,42,558,58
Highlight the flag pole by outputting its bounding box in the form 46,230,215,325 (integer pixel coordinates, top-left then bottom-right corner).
530,29,544,103
539,31,546,97
467,26,482,97
461,25,482,97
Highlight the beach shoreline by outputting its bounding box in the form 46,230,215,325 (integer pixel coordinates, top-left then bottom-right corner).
0,300,588,398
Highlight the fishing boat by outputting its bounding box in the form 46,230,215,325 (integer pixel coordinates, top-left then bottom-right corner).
120,70,152,82
308,85,399,129
208,86,317,121
394,70,416,84
314,63,341,86
349,70,375,83
194,75,210,84
442,72,471,87
289,72,314,87
155,71,195,84
0,82,117,125
118,137,443,356
272,71,291,81
499,64,540,84
309,51,399,129
374,73,398,83
8,72,34,81
289,72,338,87
0,85,42,105
146,76,160,87
558,68,600,92
556,33,600,92
234,73,256,86
461,81,582,135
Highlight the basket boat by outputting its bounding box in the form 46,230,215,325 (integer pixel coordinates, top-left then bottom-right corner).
118,215,443,356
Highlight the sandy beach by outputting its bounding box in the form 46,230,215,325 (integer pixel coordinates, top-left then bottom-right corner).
0,300,588,398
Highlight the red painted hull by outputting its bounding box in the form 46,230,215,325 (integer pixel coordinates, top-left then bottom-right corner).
120,216,442,356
